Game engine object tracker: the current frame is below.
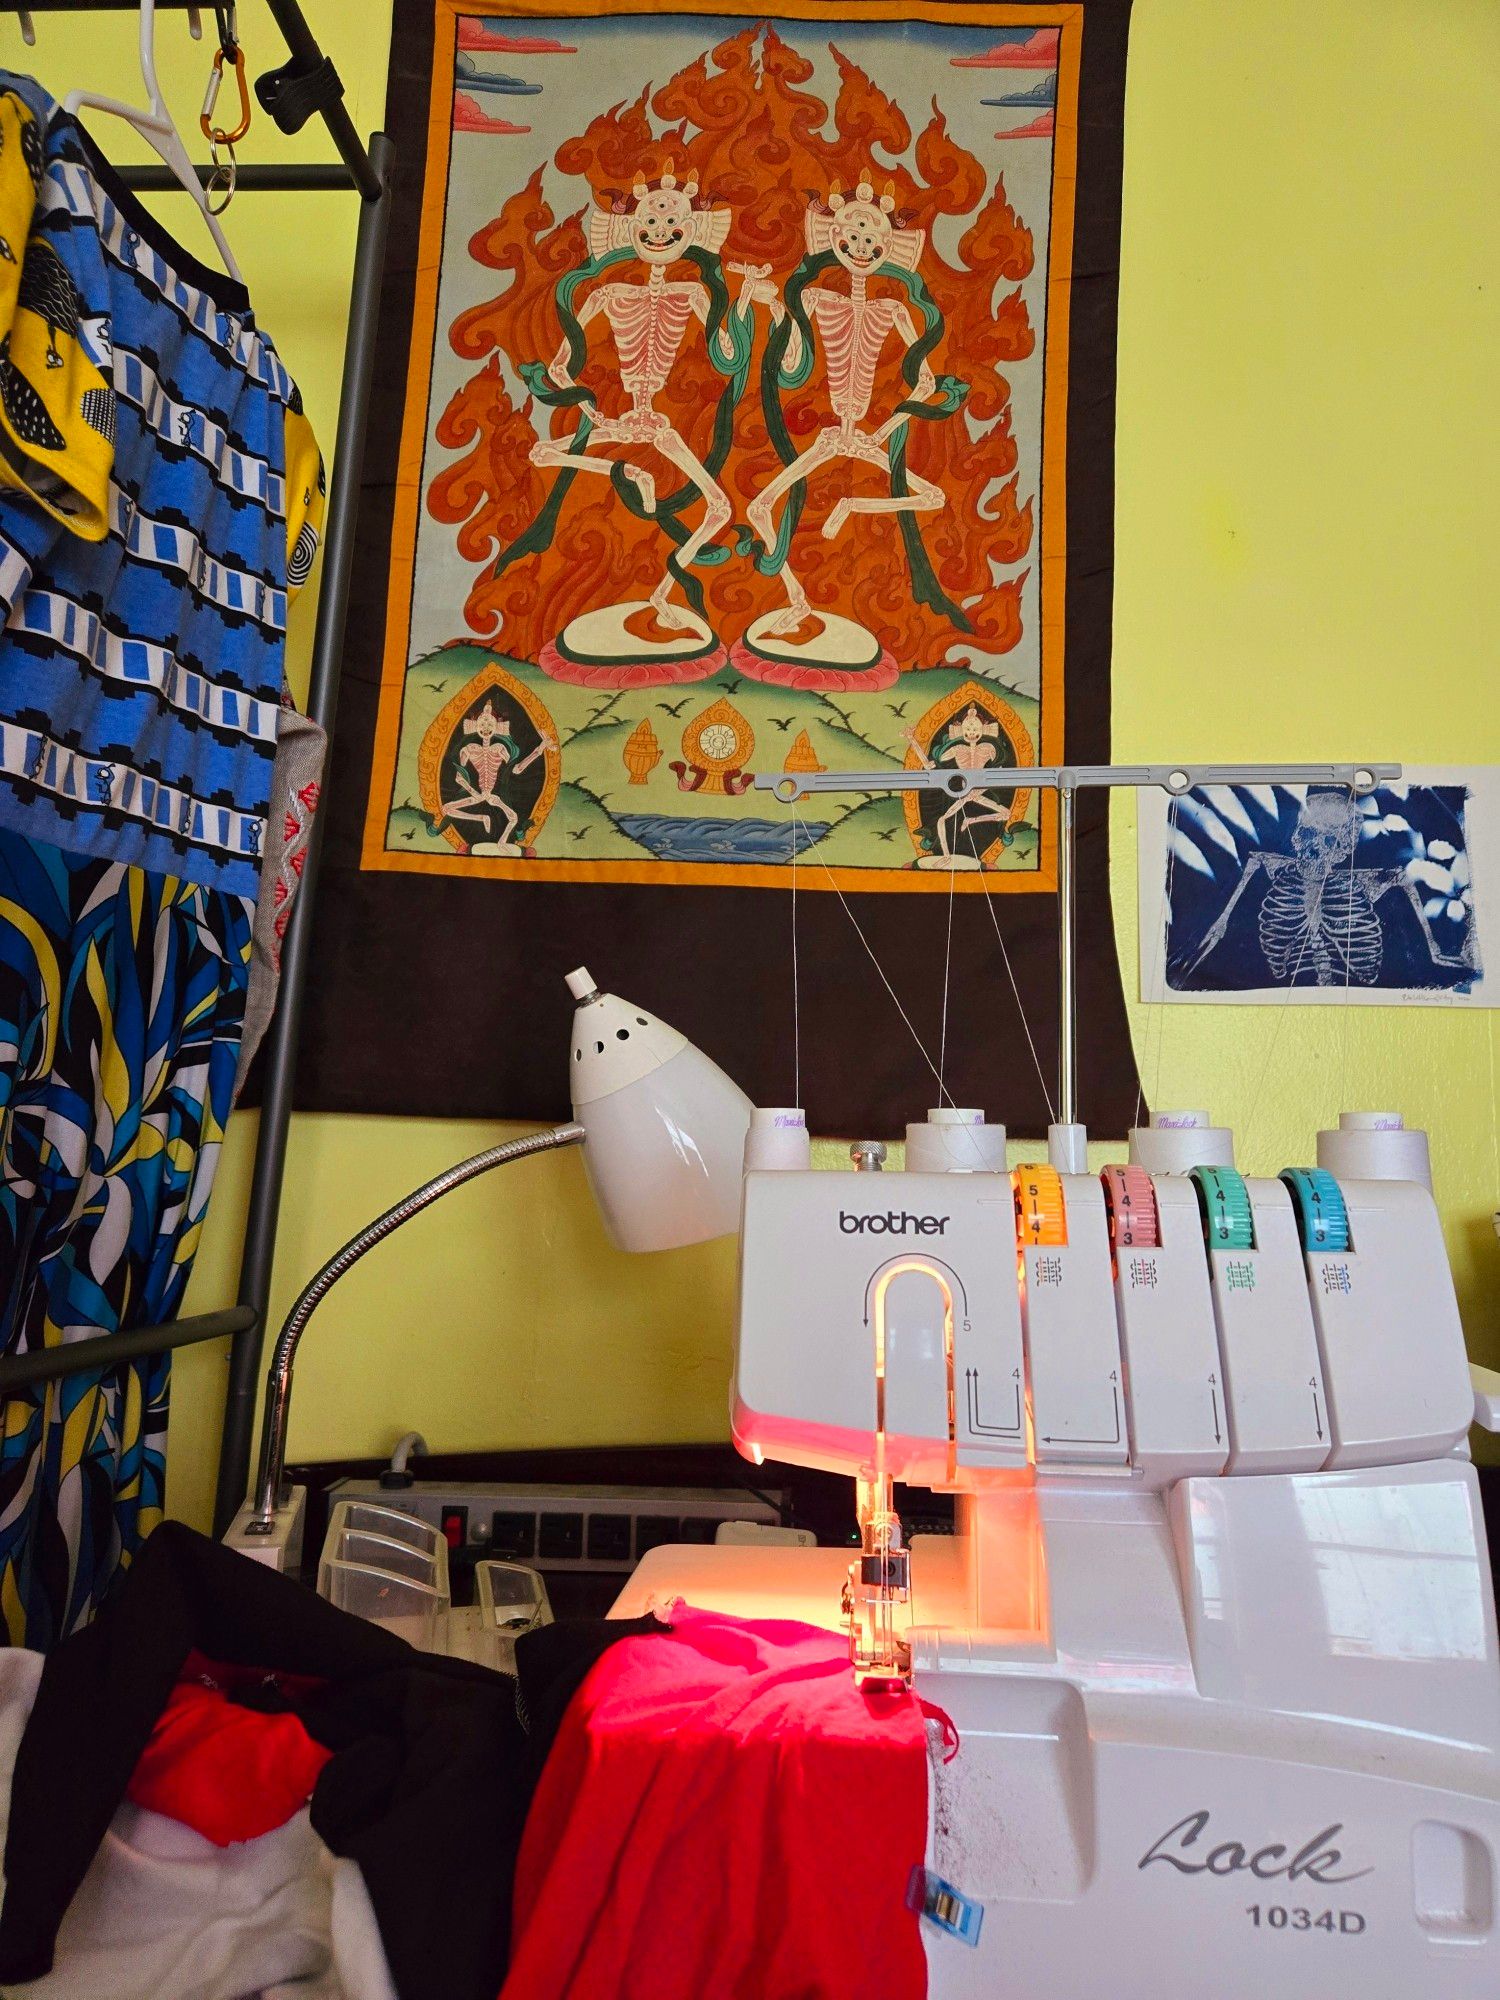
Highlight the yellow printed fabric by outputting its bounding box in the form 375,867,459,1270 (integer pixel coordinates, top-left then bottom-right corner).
283,402,326,595
0,93,35,317
0,86,113,538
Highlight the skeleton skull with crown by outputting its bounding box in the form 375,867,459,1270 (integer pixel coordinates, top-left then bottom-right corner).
805,173,926,274
588,160,731,265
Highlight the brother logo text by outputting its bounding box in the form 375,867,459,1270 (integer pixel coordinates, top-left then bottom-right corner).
838,1211,950,1236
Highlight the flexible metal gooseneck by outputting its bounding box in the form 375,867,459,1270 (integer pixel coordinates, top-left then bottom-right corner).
247,1122,586,1532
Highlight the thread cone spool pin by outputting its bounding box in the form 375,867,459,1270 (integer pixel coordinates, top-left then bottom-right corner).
1129,1109,1235,1175
1316,1111,1433,1196
1047,1122,1088,1173
905,1108,1007,1174
745,1107,812,1173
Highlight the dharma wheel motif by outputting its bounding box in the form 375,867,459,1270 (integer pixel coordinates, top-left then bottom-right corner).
678,697,755,796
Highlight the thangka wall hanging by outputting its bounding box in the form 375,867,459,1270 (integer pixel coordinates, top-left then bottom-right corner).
298,0,1143,1132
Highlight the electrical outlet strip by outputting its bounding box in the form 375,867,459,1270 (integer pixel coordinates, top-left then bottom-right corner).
324,1479,784,1573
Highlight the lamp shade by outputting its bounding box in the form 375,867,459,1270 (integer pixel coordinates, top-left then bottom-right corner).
566,967,753,1251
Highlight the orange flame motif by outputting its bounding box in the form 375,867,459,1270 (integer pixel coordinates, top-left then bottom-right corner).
427,26,1036,669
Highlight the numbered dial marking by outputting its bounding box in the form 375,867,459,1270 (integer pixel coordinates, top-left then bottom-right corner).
1191,1165,1255,1251
1279,1167,1351,1252
1101,1164,1160,1249
1014,1165,1067,1247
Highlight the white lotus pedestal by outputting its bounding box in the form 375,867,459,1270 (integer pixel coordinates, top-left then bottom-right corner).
538,601,727,689
915,850,983,871
729,610,898,692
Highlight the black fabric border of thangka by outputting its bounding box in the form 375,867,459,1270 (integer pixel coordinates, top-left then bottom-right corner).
297,0,1142,1137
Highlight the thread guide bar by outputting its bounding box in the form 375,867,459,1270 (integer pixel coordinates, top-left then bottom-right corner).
755,760,1403,1134
759,763,1402,804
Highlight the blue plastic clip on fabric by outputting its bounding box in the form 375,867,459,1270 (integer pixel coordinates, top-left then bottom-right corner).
906,1865,984,1947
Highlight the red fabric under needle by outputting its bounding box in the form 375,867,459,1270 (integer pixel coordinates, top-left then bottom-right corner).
504,1606,928,2000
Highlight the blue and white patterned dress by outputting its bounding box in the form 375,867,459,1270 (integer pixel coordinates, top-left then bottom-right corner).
0,70,323,1646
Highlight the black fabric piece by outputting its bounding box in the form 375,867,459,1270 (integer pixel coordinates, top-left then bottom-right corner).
302,1609,661,1995
0,1522,658,2000
512,1608,661,1788
289,0,1144,1139
0,1523,405,1985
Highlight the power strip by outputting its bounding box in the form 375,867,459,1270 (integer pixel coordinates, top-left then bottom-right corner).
325,1478,784,1574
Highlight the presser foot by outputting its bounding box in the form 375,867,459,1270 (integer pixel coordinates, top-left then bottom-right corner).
843,1552,913,1687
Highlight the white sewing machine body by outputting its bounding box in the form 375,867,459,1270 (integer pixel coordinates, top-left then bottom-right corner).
630,1139,1498,1996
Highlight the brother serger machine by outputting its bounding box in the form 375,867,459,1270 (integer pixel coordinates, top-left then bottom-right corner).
714,1112,1498,1998
618,761,1500,1999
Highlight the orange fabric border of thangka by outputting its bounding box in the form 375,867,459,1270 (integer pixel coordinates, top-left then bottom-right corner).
361,0,1082,894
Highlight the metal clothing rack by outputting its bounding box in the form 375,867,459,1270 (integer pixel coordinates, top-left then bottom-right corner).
0,0,393,1539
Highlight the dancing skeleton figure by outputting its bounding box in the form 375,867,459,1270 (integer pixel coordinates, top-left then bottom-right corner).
903,703,1017,860
747,177,947,635
433,699,555,849
531,164,776,631
1187,789,1477,985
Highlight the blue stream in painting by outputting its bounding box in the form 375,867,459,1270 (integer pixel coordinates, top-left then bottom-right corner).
616,816,830,864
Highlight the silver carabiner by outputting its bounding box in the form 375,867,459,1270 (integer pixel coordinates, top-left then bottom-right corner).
205,133,238,216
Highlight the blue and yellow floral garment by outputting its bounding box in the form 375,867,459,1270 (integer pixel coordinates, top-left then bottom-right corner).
0,834,253,1644
0,71,323,1646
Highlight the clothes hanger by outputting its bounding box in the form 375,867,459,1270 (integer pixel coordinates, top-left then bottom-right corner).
62,0,244,287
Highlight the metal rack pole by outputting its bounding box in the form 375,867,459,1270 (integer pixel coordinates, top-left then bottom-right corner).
0,1308,257,1392
0,4,392,1531
212,127,394,1535
1057,783,1077,1127
8,1,218,9
118,163,364,191
260,0,384,201
7,2,382,197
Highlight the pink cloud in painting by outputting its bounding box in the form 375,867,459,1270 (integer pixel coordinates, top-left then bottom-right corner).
456,22,577,53
453,91,531,134
952,29,1059,68
996,109,1055,139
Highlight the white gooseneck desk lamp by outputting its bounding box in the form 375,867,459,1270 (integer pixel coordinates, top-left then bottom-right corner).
239,968,752,1555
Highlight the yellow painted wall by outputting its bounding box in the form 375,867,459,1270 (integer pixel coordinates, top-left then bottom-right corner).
7,2,1494,1533
1107,0,1500,1433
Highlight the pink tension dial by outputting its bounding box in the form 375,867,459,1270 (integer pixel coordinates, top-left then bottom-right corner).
1101,1164,1161,1250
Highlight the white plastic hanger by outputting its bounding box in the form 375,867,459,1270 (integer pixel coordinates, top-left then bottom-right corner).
63,0,244,287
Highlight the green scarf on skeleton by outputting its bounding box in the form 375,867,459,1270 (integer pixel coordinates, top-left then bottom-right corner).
743,248,972,634
494,245,752,622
